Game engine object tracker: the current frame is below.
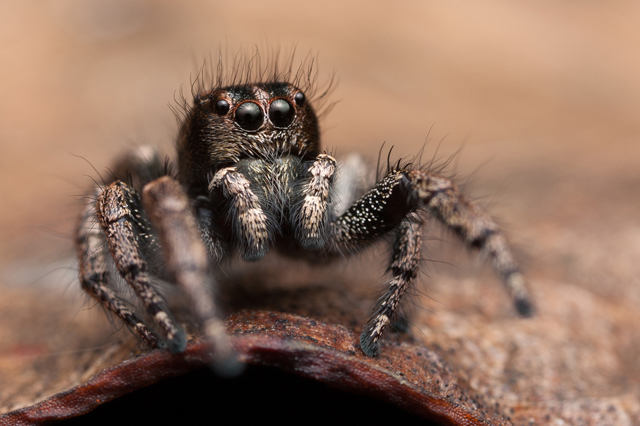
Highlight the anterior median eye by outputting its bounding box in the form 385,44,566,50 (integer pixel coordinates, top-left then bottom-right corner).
235,102,264,131
269,99,295,128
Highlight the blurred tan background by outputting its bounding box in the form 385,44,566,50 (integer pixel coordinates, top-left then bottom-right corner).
1,0,640,265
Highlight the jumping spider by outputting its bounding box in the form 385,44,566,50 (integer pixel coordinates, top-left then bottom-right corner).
76,63,534,369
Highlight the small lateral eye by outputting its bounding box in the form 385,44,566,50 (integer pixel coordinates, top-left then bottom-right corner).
235,102,264,131
269,99,295,128
214,99,230,115
294,92,305,106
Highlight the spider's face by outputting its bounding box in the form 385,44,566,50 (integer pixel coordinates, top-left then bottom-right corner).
177,82,320,190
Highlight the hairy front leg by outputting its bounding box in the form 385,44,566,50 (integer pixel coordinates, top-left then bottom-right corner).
97,181,187,352
209,167,271,261
143,176,238,373
296,153,337,249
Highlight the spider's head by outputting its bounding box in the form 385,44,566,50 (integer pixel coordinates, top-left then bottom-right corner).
177,82,320,190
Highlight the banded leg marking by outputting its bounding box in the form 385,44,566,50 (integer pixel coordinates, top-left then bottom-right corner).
97,181,187,352
361,217,422,357
76,190,160,348
326,167,533,357
407,170,534,316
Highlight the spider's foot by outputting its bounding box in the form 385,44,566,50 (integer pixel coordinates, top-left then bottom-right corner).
164,325,188,353
166,330,187,354
300,235,326,251
359,330,380,357
515,296,536,318
204,319,244,376
212,352,245,377
135,325,186,353
360,314,389,357
506,272,536,318
241,244,270,262
167,333,188,354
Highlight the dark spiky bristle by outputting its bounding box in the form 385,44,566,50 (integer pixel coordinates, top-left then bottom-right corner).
171,46,337,123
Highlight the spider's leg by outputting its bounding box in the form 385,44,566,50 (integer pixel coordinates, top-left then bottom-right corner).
407,170,534,316
328,170,410,254
77,188,161,348
97,181,187,352
294,153,337,249
327,170,422,356
143,176,239,373
327,168,533,357
361,215,422,356
209,167,271,261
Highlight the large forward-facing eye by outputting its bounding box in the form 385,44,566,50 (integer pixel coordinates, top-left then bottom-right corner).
269,99,295,128
235,102,264,131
